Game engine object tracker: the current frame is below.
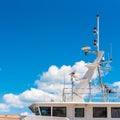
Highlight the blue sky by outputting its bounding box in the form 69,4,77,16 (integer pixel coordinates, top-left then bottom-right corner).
0,0,120,114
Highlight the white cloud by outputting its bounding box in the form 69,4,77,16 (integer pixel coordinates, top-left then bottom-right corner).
38,65,71,83
2,88,58,110
3,93,24,108
19,88,57,102
1,60,101,113
113,81,120,88
0,103,9,112
0,61,88,111
35,61,88,93
42,61,87,82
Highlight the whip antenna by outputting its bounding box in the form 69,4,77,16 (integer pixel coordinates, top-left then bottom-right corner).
110,43,112,61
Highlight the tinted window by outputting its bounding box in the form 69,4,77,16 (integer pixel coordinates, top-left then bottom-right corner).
93,107,107,118
35,107,40,115
75,108,84,117
40,107,51,116
53,107,66,117
111,107,120,118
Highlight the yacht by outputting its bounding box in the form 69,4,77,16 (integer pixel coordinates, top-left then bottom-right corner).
22,15,120,120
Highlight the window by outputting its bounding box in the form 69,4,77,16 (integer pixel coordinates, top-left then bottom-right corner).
111,107,120,118
53,107,66,117
93,107,107,118
35,107,40,115
75,108,84,117
40,107,51,116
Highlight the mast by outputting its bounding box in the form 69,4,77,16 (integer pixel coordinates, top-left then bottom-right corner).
94,15,100,52
96,15,100,52
66,15,113,102
94,15,106,102
70,15,105,102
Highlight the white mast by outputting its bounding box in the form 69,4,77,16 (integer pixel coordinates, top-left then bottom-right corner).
69,15,105,102
96,15,100,52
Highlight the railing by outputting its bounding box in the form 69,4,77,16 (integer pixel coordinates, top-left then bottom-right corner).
63,87,120,102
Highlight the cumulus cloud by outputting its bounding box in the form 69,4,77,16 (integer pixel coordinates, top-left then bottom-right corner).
113,81,120,88
19,88,57,102
35,61,88,94
3,93,24,108
3,88,58,110
0,61,89,112
0,103,9,112
1,60,102,113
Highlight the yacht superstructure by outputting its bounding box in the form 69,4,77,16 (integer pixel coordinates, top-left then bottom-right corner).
22,15,120,120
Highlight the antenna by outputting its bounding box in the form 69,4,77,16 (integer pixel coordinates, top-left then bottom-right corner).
93,15,100,52
70,71,74,102
97,66,107,102
96,15,100,52
107,43,113,62
62,71,66,102
81,46,91,55
110,43,112,61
